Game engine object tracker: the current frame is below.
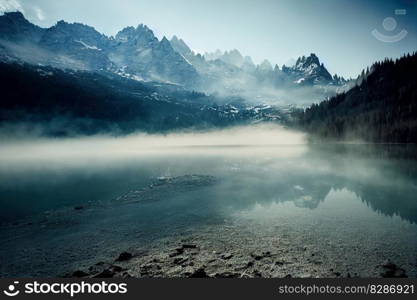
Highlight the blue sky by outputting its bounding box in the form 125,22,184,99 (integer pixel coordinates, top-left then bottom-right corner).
1,0,416,78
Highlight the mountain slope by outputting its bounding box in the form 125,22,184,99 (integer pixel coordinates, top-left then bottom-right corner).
0,13,199,86
0,12,44,43
39,20,112,70
297,53,417,142
282,54,334,85
0,62,285,136
170,36,349,103
110,26,199,86
0,11,350,105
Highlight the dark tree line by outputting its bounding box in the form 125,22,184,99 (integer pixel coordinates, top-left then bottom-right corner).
296,52,417,143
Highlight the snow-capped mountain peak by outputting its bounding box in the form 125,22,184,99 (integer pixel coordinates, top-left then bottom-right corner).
283,53,334,84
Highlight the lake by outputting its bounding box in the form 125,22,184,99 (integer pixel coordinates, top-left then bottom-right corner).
0,125,416,277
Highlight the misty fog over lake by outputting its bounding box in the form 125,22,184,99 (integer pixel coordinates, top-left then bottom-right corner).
0,125,416,277
1,0,417,281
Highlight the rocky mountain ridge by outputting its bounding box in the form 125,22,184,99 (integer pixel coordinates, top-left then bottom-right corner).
0,11,349,102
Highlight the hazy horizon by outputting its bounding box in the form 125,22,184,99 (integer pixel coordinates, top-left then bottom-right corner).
1,0,416,78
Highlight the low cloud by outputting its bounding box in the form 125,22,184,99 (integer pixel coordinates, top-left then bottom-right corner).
33,6,44,21
0,0,24,13
0,1,45,23
0,124,307,167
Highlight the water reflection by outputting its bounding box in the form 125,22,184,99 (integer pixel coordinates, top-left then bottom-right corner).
1,130,417,277
0,132,416,225
215,144,417,224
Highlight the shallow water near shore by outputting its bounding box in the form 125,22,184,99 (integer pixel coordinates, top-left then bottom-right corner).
0,125,416,277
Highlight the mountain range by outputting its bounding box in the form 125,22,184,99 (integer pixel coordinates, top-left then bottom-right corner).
0,11,350,104
0,11,415,142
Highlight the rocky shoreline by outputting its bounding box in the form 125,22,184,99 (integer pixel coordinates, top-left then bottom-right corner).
67,222,412,279
1,175,416,278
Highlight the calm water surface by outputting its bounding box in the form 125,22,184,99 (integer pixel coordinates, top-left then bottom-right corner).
0,126,416,276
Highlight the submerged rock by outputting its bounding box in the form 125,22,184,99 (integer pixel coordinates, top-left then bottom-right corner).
189,268,209,278
182,244,197,249
169,248,184,257
173,257,188,265
170,244,199,257
212,271,240,278
380,261,407,278
118,175,218,204
93,269,115,278
116,251,133,262
250,251,271,261
72,270,89,278
221,253,233,260
92,265,123,278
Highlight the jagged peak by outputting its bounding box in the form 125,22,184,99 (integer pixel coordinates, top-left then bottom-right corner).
116,23,155,37
0,11,44,42
136,23,153,33
1,11,33,26
159,36,174,50
160,36,170,43
171,35,189,47
53,20,101,34
115,23,157,43
170,35,192,56
296,53,320,66
259,59,273,71
171,35,180,42
274,64,281,72
216,49,246,67
226,49,242,56
287,53,335,83
308,53,320,63
204,49,223,61
243,56,254,65
115,26,135,37
120,25,135,31
2,11,25,19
